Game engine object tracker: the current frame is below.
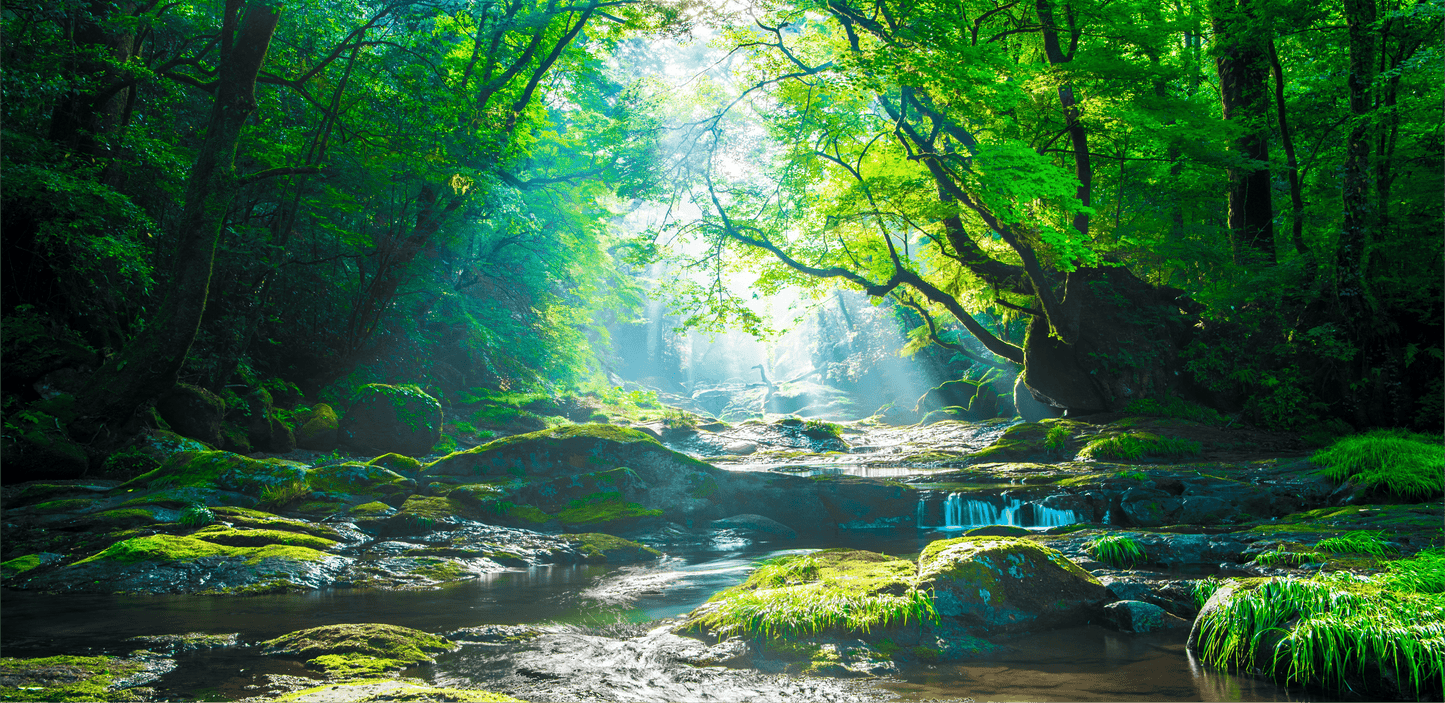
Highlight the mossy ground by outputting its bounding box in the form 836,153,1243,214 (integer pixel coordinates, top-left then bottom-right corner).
555,492,662,525
0,655,147,702
187,525,337,551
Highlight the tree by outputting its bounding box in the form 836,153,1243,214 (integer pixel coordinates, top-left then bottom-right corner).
72,0,287,442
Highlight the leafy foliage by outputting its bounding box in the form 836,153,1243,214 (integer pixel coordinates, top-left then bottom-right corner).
1089,534,1147,568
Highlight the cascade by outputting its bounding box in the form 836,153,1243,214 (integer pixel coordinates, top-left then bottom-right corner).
939,493,1078,529
916,497,927,528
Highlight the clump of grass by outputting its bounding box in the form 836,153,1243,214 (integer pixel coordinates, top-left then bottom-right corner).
1196,562,1445,699
1089,534,1147,568
258,480,310,509
1253,548,1320,567
1192,577,1223,609
179,503,214,528
1044,425,1070,452
1312,429,1444,500
1080,433,1202,461
1315,530,1397,557
1382,548,1445,593
802,420,843,440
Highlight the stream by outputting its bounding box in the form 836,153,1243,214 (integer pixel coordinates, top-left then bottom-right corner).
2,526,1314,701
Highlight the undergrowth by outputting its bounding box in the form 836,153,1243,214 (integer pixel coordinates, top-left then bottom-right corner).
1314,531,1396,557
1312,430,1444,500
1124,396,1228,426
178,503,214,528
1089,534,1147,568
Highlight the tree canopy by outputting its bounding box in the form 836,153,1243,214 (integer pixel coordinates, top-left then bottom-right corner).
1,0,1440,450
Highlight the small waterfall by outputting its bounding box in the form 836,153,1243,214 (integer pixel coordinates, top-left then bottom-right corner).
939,493,1078,530
916,497,927,528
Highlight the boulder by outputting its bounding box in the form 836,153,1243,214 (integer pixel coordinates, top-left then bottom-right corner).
339,384,442,457
423,424,916,536
1098,600,1189,633
916,536,1108,634
1,413,90,482
711,514,798,539
295,404,340,451
1014,375,1060,422
155,384,225,447
1119,488,1182,527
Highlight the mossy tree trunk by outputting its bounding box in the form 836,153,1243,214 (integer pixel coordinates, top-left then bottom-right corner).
72,0,282,446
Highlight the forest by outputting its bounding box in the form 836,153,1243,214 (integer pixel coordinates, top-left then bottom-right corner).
1,0,1442,701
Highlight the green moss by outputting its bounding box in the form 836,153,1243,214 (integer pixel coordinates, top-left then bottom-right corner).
911,645,941,662
350,501,394,517
1312,430,1444,500
503,503,550,524
563,533,662,563
120,450,308,497
1,554,45,578
309,461,410,497
30,498,96,513
919,536,1100,587
555,493,662,525
407,557,474,581
476,422,659,449
262,623,454,672
190,525,338,551
369,453,423,474
0,655,146,702
1122,396,1227,425
73,534,328,566
802,420,843,439
210,506,344,540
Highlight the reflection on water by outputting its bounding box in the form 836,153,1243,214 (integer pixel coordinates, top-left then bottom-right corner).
3,530,1316,702
883,626,1317,702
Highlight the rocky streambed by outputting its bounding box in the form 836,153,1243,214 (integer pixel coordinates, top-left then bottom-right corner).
2,415,1440,701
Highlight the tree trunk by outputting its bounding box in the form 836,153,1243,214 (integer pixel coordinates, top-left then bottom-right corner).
1212,0,1275,263
72,0,282,445
1021,267,1201,414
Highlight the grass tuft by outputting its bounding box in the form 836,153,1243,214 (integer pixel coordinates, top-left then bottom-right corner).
1089,534,1147,568
1314,530,1397,557
1312,430,1444,500
1196,554,1445,699
178,503,214,528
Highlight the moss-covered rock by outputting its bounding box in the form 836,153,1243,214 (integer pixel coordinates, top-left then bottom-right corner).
154,383,225,447
916,536,1107,634
340,384,443,457
261,623,456,680
368,452,424,474
564,533,662,563
20,533,348,594
0,654,154,702
684,549,932,640
295,403,340,452
187,525,338,551
115,450,308,504
307,461,411,501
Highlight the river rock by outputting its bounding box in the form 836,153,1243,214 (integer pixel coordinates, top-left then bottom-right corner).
295,403,340,451
340,384,442,457
1098,600,1189,633
1119,487,1182,526
916,536,1108,634
155,383,225,447
711,514,798,539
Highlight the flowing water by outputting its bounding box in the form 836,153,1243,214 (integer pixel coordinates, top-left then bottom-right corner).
2,524,1316,701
